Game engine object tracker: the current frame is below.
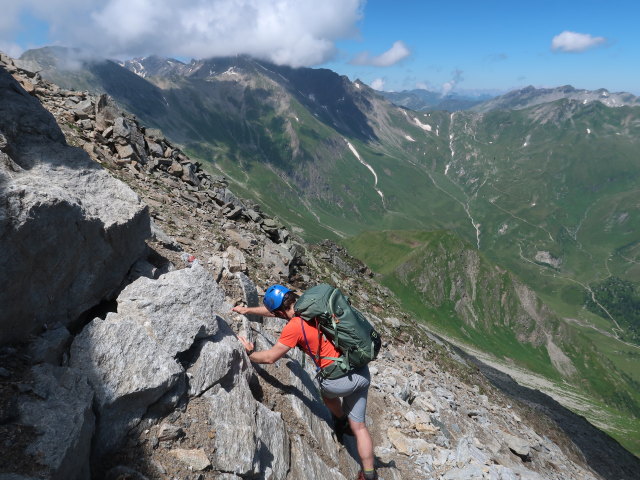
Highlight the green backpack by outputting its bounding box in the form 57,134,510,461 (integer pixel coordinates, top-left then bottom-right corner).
295,284,382,380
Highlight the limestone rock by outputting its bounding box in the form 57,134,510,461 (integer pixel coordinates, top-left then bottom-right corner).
116,263,228,355
19,364,95,480
187,319,247,396
70,311,184,458
204,376,288,477
169,448,211,471
0,68,150,343
288,435,347,480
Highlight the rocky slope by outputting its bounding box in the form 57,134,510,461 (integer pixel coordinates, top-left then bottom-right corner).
1,52,638,480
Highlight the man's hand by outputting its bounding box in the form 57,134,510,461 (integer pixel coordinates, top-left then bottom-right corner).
232,305,250,315
238,335,254,353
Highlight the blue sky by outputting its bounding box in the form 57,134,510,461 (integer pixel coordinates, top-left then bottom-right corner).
1,0,638,94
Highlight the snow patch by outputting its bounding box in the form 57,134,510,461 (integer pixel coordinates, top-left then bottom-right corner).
413,117,432,132
586,128,591,134
498,224,508,235
445,163,450,175
405,135,415,142
345,140,385,205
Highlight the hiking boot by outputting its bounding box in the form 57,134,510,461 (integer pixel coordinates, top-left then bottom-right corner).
356,471,378,480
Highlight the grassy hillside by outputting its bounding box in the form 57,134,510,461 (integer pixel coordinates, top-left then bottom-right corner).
345,229,640,454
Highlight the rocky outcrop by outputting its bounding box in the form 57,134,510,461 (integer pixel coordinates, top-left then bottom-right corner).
69,263,232,458
0,65,150,343
18,364,94,480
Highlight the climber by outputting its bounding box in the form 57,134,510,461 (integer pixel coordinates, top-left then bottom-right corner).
233,284,378,480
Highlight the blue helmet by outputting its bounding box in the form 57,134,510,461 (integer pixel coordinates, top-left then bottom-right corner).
263,284,291,312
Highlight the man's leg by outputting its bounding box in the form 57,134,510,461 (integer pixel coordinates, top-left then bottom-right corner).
322,395,343,418
350,419,374,471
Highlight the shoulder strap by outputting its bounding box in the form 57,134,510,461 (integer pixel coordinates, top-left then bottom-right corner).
301,317,321,372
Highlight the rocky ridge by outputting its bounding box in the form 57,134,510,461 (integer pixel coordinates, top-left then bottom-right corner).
0,52,630,480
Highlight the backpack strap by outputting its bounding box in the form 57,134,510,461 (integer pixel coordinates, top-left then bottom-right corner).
300,317,346,377
301,317,321,372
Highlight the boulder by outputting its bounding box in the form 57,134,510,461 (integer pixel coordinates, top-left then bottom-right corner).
187,319,247,396
19,364,95,480
69,264,230,457
203,376,289,478
288,435,347,480
0,68,150,343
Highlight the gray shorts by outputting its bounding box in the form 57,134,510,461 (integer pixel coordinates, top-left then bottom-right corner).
319,365,370,423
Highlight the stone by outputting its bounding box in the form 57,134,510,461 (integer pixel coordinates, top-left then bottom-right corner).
0,68,150,343
226,246,246,273
187,319,247,396
157,423,184,441
288,435,346,480
115,263,228,355
115,143,136,159
204,376,289,477
502,432,531,459
27,324,72,365
73,99,94,119
146,138,163,157
70,311,183,459
182,163,200,186
19,364,94,480
113,116,132,139
168,160,183,176
169,449,211,471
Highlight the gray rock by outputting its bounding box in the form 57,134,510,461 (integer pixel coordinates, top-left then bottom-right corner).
187,319,247,396
70,311,184,458
27,324,72,365
0,68,150,343
94,94,119,131
236,272,261,322
254,403,289,479
169,449,211,471
70,264,230,457
288,435,346,480
117,263,228,355
502,432,531,459
113,116,132,139
203,378,257,475
150,219,181,251
73,99,94,119
19,364,94,480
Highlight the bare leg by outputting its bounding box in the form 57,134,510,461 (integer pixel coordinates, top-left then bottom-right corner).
322,395,344,418
349,419,374,471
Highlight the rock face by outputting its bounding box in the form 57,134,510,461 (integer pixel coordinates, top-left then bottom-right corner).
0,67,150,343
70,263,230,458
18,364,95,480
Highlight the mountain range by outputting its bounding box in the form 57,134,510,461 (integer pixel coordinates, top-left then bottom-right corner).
17,46,640,455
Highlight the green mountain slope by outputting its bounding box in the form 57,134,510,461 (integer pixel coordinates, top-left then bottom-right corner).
345,229,640,453
22,46,640,454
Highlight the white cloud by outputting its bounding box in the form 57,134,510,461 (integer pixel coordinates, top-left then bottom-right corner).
551,31,606,53
370,78,385,90
0,0,364,66
441,69,463,96
350,40,410,67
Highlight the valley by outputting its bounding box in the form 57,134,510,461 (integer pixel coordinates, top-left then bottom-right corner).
19,46,640,457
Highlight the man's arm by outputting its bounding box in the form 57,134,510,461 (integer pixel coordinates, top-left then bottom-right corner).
232,305,274,317
238,336,291,364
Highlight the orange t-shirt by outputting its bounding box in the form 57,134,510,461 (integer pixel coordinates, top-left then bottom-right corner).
278,317,340,369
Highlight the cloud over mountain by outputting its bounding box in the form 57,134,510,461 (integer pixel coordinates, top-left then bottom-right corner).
350,40,410,67
0,0,364,66
551,31,606,53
